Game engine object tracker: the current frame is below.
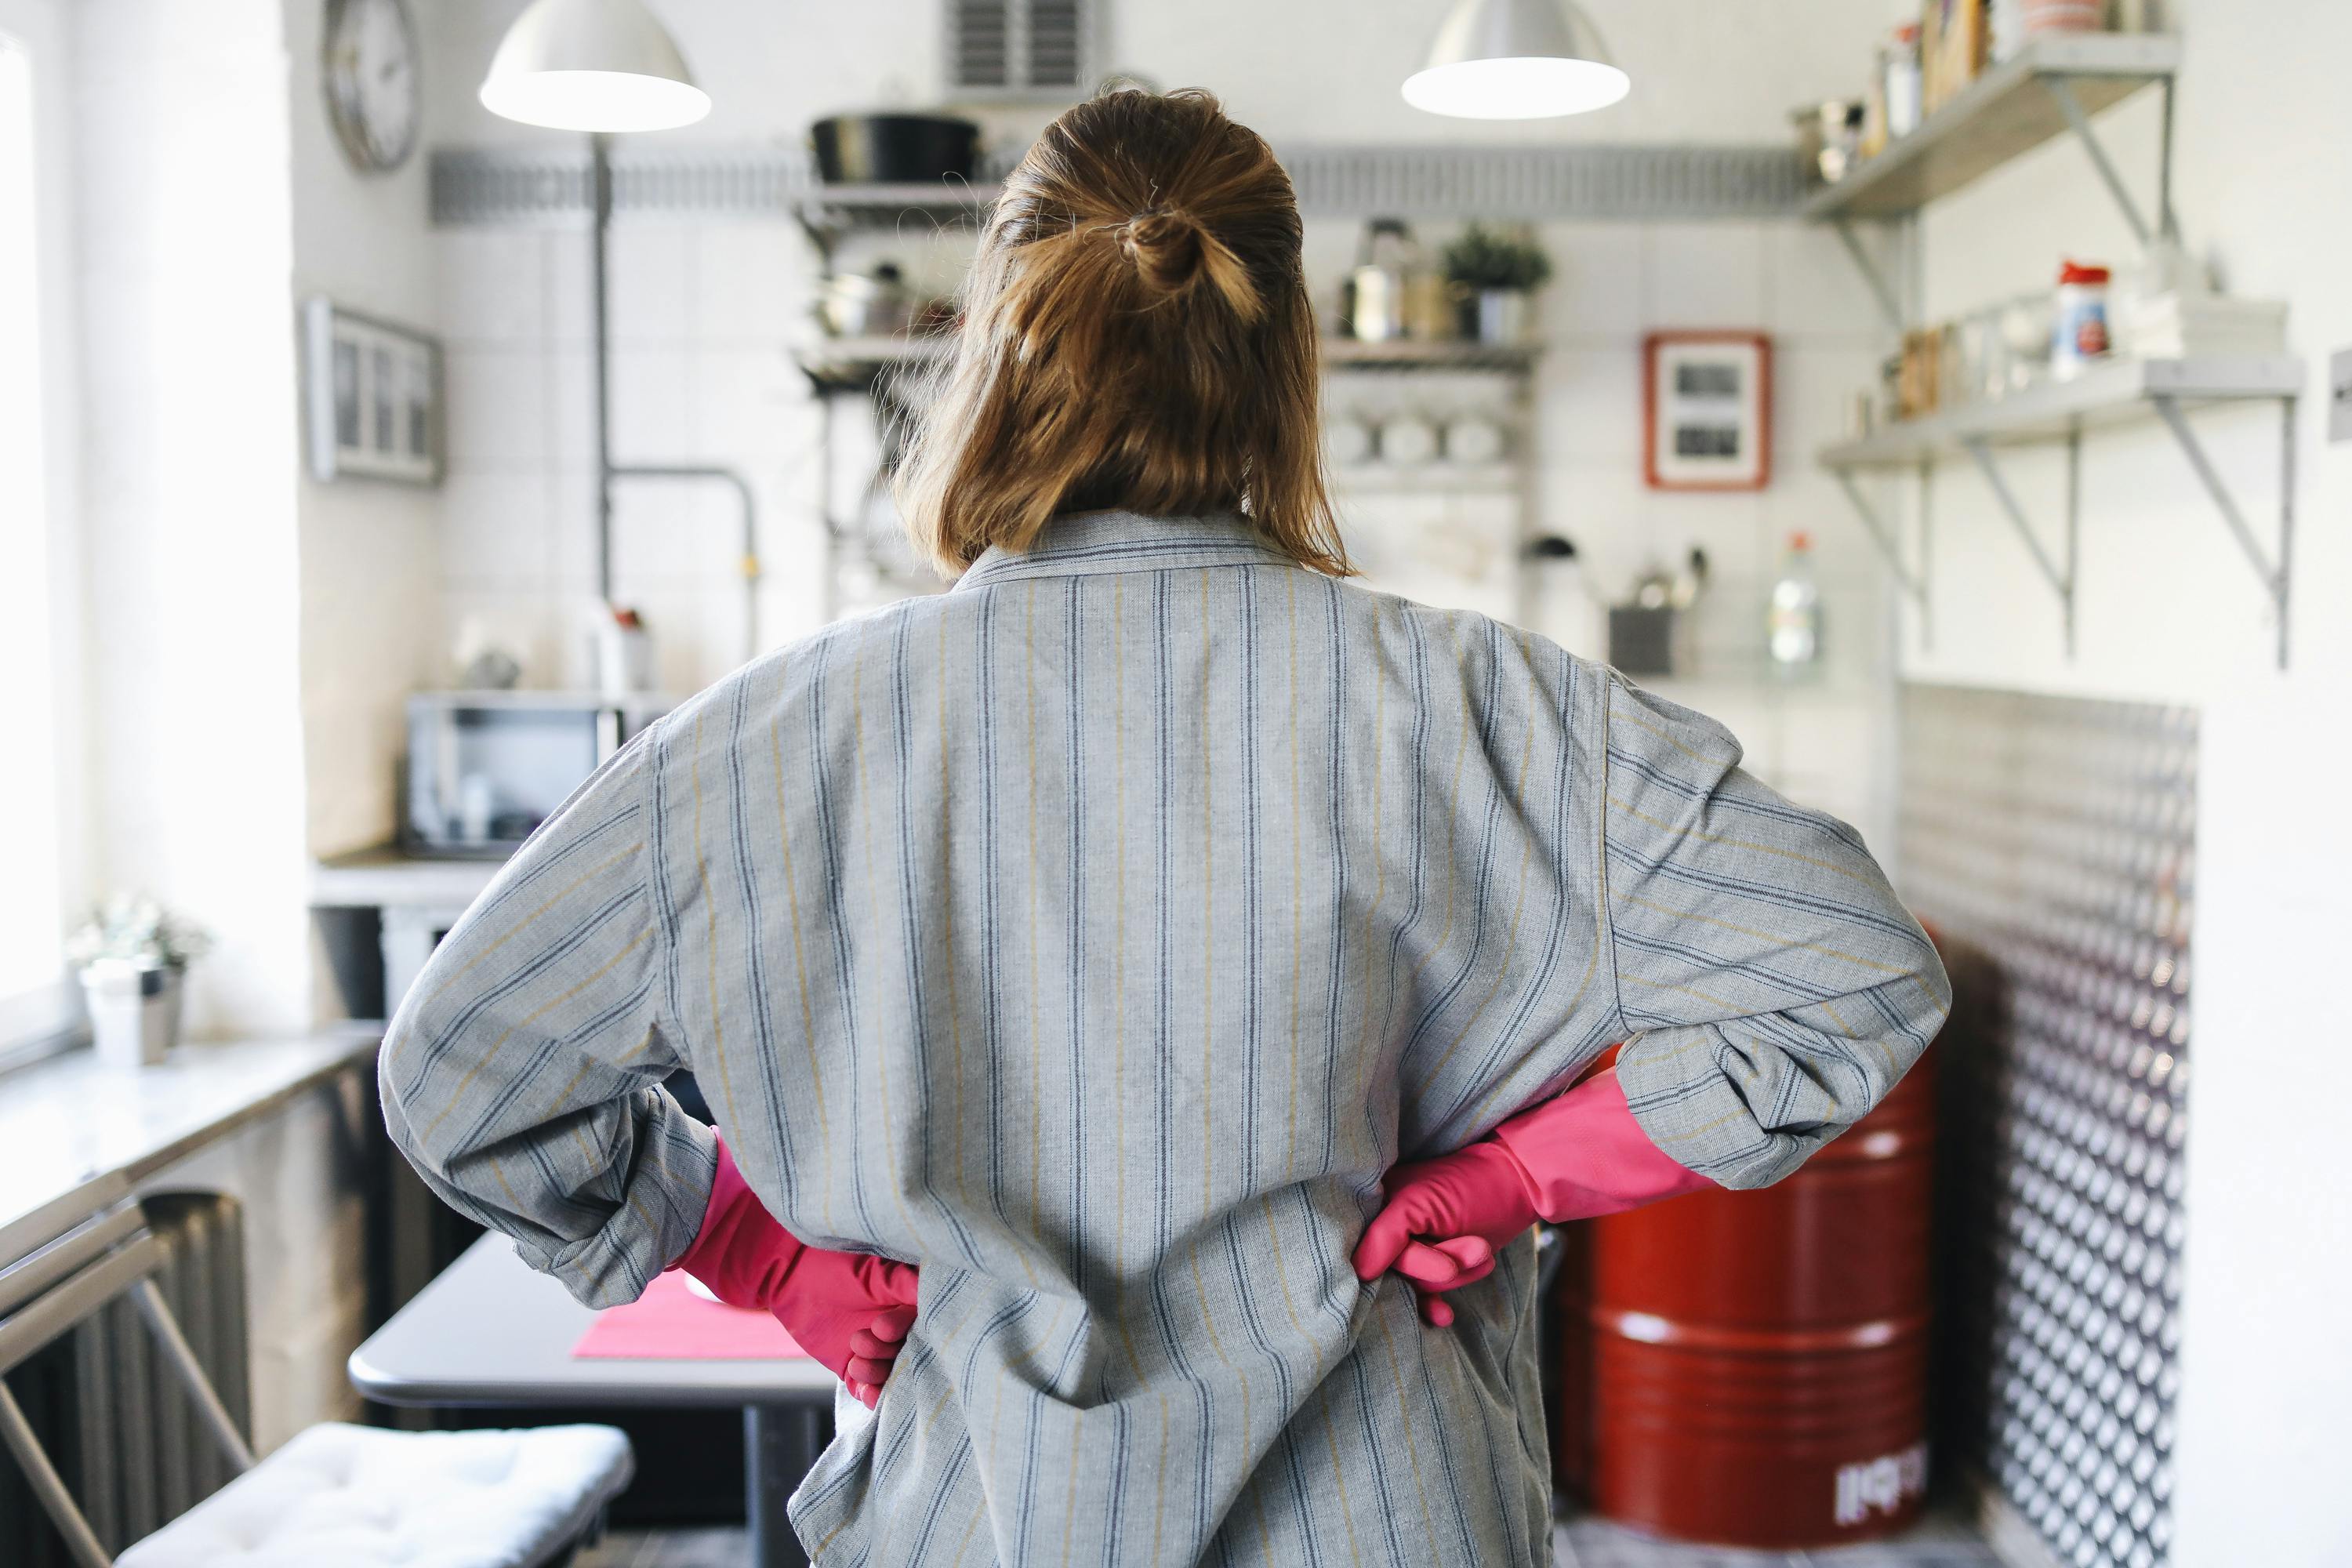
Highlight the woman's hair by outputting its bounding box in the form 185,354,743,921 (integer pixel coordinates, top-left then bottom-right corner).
896,89,1349,577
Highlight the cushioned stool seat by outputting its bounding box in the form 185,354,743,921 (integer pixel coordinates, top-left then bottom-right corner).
116,1421,634,1568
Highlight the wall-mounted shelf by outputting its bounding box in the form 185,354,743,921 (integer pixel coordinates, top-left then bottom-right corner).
1820,357,2300,467
795,182,1000,242
1823,358,2301,668
1801,32,2180,224
793,334,1538,392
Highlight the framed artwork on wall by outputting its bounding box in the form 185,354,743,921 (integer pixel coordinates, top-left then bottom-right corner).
1643,331,1772,492
302,296,442,485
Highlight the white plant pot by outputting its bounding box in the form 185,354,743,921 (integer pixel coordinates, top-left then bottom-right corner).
82,961,183,1069
1472,288,1536,345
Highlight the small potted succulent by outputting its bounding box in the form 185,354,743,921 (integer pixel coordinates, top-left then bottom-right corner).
67,895,212,1068
1442,223,1555,346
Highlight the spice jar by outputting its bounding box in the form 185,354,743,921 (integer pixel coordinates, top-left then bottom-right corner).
2052,260,2112,380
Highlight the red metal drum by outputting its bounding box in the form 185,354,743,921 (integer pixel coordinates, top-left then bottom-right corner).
1555,1047,1937,1548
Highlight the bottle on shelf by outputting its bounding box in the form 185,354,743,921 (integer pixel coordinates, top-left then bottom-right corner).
1525,534,1602,656
1767,531,1824,678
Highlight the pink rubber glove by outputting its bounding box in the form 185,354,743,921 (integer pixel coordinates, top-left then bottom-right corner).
667,1133,919,1406
1352,1068,1714,1325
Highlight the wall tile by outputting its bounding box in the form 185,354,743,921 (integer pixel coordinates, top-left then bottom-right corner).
1534,347,1644,465
692,223,810,347
606,221,695,347
436,230,552,347
1644,223,1768,329
1766,220,1895,344
1539,223,1646,339
439,472,553,589
443,347,549,468
608,345,695,459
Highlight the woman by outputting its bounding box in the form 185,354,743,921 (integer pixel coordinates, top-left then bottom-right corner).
383,89,1947,1567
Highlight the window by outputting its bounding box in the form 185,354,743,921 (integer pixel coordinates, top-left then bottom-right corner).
0,18,81,1068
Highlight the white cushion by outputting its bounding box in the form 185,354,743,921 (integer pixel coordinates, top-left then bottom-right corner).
117,1422,634,1568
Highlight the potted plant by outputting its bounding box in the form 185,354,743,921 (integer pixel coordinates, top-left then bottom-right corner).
67,895,212,1069
1442,223,1555,346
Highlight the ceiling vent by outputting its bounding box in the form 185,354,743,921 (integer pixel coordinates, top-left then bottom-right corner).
948,0,1093,98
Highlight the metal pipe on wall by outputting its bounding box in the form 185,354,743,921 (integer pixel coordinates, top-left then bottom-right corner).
588,136,762,666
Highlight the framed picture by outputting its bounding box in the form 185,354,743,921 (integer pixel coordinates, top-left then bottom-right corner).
302,297,442,485
1643,331,1772,492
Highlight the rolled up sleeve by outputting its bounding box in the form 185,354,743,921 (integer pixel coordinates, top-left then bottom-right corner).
1601,677,1949,1189
379,735,717,1307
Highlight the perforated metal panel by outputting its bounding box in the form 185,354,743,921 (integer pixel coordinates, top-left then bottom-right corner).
1900,685,2193,1568
426,143,1807,227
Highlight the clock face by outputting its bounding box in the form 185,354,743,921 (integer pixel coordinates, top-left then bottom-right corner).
325,0,419,172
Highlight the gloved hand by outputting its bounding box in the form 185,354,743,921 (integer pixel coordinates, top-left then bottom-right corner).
668,1133,919,1406
1352,1068,1713,1325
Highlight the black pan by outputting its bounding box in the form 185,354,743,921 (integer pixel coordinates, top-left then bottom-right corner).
811,114,981,184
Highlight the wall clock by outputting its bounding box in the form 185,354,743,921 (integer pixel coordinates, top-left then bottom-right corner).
324,0,420,173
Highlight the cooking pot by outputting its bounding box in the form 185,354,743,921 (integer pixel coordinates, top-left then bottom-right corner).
811,114,981,185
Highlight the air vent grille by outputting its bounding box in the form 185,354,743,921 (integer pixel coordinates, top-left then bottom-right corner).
948,0,1090,97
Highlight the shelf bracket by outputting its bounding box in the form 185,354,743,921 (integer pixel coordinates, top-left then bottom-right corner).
1831,470,1929,610
1961,436,2078,657
1831,218,1908,335
2042,76,2155,250
2151,394,2295,668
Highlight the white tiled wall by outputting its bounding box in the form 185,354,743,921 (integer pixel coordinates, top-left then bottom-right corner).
431,207,1898,840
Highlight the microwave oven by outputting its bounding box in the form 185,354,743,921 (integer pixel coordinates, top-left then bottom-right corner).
404,691,671,856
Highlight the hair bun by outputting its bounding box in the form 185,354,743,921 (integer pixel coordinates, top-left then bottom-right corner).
1119,207,1262,321
1120,209,1205,291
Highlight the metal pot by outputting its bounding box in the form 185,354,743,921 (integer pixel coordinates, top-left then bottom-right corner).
811,114,981,185
818,265,913,338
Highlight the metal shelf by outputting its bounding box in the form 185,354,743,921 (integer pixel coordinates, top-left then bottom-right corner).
1800,32,2180,223
1821,358,2302,668
1819,358,2302,468
795,181,1001,235
793,335,1538,391
1322,339,1537,372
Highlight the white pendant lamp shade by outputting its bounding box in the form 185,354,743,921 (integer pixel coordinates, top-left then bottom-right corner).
479,0,711,132
1403,0,1629,120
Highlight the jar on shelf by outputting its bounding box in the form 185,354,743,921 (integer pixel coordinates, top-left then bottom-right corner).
2052,260,2113,381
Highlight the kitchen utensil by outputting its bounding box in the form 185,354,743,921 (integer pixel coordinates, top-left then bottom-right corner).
1347,218,1427,342
818,263,913,337
1380,412,1440,465
811,113,980,184
1324,412,1375,466
1444,412,1506,464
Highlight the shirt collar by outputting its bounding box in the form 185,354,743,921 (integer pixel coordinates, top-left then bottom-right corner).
951,510,1299,593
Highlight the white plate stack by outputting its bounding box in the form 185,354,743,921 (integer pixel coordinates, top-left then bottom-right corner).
2119,293,2288,361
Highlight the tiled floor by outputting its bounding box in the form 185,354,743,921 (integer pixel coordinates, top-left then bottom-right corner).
579,1513,2001,1566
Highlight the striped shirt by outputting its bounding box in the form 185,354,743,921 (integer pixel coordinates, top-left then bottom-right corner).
382,508,1949,1567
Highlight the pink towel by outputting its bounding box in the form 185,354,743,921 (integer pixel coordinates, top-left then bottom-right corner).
572,1268,813,1360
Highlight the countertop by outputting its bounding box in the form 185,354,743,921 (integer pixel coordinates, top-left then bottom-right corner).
0,1026,382,1258
310,844,508,908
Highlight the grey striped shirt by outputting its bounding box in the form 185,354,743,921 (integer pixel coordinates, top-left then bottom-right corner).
383,509,1948,1566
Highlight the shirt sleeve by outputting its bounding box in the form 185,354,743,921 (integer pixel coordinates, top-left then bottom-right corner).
1601,677,1950,1189
378,731,717,1308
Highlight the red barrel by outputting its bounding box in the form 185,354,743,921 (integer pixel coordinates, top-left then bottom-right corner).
1555,1047,1936,1548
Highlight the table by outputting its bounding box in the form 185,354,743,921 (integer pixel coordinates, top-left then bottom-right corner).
349,1235,837,1568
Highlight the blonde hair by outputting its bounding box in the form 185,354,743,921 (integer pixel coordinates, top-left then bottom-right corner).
896,89,1349,577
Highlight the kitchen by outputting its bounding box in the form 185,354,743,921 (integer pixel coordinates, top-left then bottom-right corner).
2,1,2345,1566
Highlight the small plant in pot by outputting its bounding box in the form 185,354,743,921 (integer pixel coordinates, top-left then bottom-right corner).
1442,223,1554,346
67,895,211,1069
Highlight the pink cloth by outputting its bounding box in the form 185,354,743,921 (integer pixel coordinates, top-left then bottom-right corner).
1352,1068,1713,1322
572,1269,811,1360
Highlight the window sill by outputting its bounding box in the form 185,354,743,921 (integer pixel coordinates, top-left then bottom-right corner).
0,1025,383,1258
